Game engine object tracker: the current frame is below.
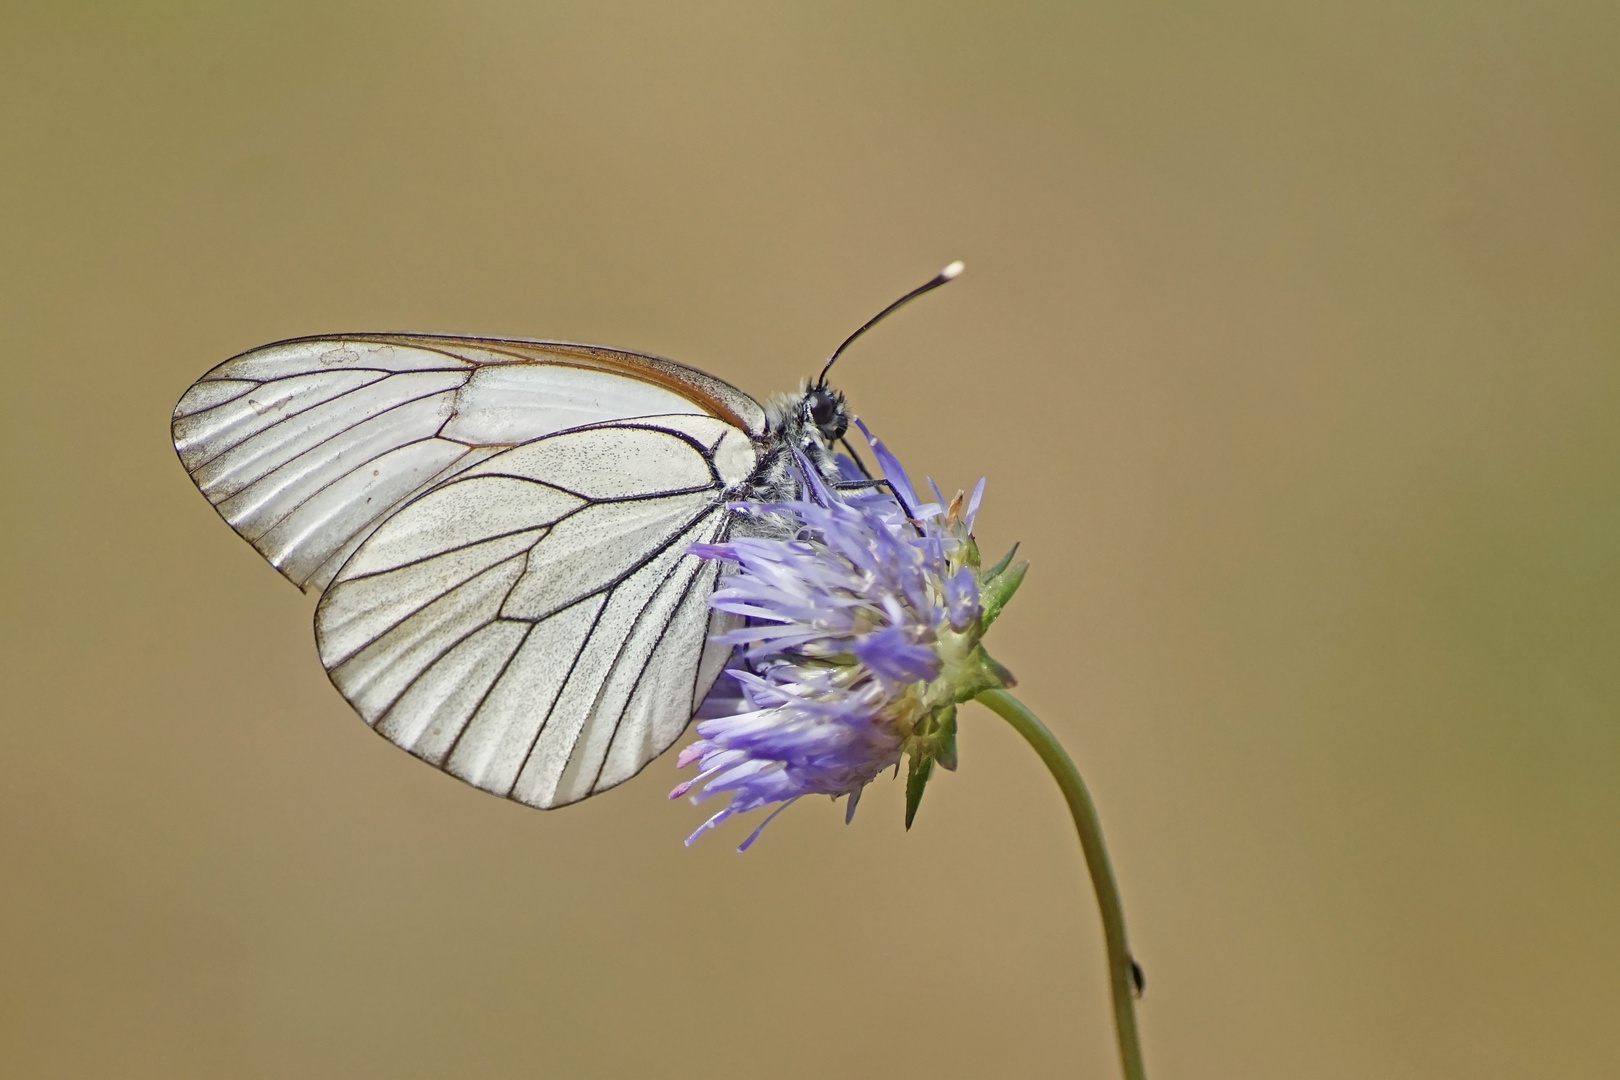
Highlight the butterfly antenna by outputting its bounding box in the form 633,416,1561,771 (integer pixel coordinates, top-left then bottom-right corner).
816,260,964,388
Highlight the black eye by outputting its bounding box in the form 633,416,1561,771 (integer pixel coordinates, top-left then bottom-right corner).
805,390,847,439
808,392,838,427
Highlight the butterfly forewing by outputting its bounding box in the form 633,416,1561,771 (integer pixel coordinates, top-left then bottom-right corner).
175,333,769,809
313,414,756,809
171,334,766,593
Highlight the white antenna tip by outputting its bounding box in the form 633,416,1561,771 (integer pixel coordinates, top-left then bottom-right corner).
940,260,965,280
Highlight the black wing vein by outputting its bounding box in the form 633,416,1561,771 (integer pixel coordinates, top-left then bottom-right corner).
583,537,720,794
184,371,445,473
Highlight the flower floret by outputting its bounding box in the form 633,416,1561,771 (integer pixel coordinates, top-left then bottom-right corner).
673,426,1020,849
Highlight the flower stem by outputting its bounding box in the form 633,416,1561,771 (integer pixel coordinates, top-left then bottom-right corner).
975,689,1147,1080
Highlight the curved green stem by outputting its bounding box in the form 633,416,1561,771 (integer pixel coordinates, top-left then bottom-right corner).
975,689,1146,1080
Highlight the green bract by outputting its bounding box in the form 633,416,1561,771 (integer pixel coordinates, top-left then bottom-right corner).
900,531,1028,828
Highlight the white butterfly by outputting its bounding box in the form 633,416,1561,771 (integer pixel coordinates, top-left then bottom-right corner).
173,263,962,811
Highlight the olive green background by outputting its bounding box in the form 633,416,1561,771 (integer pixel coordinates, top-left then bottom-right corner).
4,4,1617,1078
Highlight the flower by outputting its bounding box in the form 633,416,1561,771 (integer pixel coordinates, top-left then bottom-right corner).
672,422,1027,850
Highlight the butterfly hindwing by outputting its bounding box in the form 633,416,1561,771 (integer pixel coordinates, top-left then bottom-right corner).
313,415,757,808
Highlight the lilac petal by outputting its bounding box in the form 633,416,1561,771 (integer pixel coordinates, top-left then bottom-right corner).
964,477,986,529
736,798,800,852
917,477,946,520
684,806,731,846
853,625,941,683
706,600,799,623
689,541,738,561
681,749,751,792
791,448,836,507
853,418,921,516
693,692,748,721
703,757,778,793
834,453,867,483
944,566,982,631
693,660,752,719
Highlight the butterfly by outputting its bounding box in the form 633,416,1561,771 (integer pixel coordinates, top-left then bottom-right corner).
173,262,962,811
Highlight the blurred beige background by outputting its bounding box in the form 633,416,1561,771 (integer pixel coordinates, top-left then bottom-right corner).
4,4,1618,1078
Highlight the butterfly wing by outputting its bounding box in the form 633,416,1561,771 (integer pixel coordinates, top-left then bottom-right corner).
171,333,767,593
313,413,759,808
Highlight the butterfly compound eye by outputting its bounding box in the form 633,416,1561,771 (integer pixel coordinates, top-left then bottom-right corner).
806,388,847,441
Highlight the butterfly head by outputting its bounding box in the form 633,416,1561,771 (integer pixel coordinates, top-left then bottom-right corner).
802,385,849,443
755,383,852,496
767,382,849,453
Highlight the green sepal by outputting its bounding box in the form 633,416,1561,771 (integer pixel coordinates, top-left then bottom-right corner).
979,650,1017,690
904,752,934,830
983,541,1020,582
962,535,982,571
939,645,1016,708
902,704,960,827
936,704,958,771
979,559,1028,628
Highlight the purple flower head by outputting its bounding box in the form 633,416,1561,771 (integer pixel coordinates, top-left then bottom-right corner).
673,425,1023,850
